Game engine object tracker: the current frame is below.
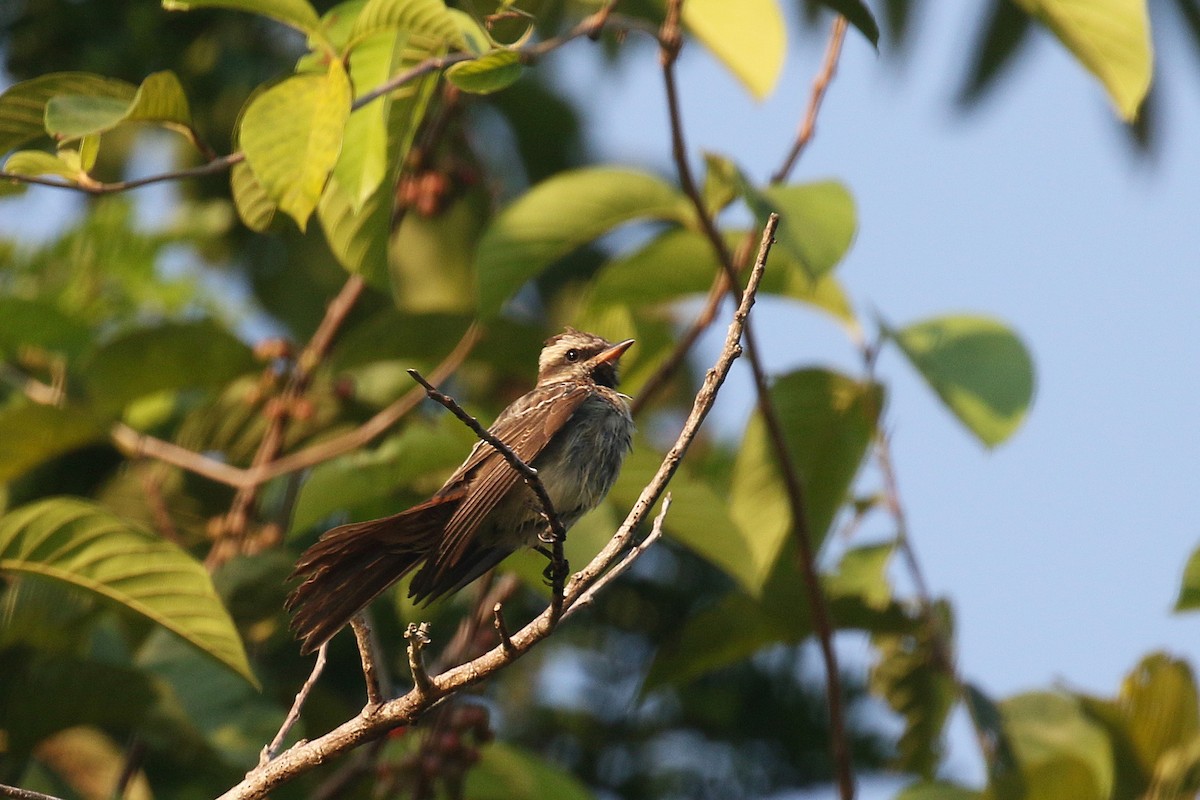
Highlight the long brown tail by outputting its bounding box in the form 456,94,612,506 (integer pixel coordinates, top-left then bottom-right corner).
286,494,459,654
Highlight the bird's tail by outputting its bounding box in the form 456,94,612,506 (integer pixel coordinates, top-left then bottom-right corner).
286,495,458,654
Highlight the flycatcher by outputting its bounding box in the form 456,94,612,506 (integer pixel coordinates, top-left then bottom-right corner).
287,328,635,653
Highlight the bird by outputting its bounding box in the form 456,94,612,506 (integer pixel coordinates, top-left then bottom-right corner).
286,328,636,654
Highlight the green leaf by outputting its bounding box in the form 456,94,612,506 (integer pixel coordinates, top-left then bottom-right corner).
0,72,135,155
291,418,474,532
240,63,352,229
1000,692,1115,800
1175,545,1200,612
816,0,880,47
682,0,786,100
44,71,193,142
466,741,596,800
475,167,692,316
0,498,257,687
351,0,465,47
82,320,257,416
1010,0,1152,121
896,781,983,800
872,602,958,777
230,161,277,231
887,315,1035,447
0,298,91,359
958,1,1034,106
3,149,82,181
447,49,524,94
825,541,894,609
162,0,322,36
727,369,882,591
741,179,857,280
1116,653,1200,778
0,650,157,758
1147,734,1200,799
0,405,106,482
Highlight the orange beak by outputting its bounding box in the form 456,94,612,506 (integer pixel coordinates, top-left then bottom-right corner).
594,338,635,365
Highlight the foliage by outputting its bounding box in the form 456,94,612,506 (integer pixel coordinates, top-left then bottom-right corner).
0,0,1183,799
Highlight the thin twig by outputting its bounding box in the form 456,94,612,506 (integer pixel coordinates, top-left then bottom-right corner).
351,614,385,709
0,786,65,800
770,16,849,185
210,215,777,800
260,643,328,767
563,493,670,620
406,368,570,618
493,602,515,654
109,737,146,800
659,5,855,797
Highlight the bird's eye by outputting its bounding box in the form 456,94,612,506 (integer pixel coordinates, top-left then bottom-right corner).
565,348,580,363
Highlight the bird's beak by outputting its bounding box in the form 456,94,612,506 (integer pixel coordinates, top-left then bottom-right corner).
594,338,635,365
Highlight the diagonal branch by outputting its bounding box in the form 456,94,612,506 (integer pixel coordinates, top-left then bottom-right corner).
210,214,778,800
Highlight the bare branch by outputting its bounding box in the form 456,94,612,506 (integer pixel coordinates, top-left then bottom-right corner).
211,214,778,800
260,643,328,767
0,785,65,800
351,614,386,710
405,622,434,698
563,493,671,620
493,602,515,655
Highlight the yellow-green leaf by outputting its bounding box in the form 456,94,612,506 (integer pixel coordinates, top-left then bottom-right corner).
43,70,193,143
1012,0,1152,121
446,50,524,94
351,0,464,48
476,167,693,317
682,0,786,100
0,405,105,482
240,63,352,230
0,72,134,154
0,498,257,687
4,150,82,181
162,0,322,36
888,315,1035,448
230,161,277,231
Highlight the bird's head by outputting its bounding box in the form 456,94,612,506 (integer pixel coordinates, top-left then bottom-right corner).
537,328,635,389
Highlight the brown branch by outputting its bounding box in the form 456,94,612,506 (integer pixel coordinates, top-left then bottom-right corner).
659,5,855,797
406,369,570,618
0,786,64,800
211,214,777,800
260,643,328,767
563,492,670,620
770,16,849,185
405,622,434,698
351,614,387,709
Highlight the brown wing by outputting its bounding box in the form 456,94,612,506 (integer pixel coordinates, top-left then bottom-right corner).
430,382,590,576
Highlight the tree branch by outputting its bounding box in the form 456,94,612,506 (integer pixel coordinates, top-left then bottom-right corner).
211,214,777,800
260,644,328,767
659,4,855,797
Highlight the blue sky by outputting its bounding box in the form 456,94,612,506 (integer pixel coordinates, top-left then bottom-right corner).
554,2,1200,792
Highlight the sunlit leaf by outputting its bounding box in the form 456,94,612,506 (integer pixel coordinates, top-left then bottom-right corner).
1116,653,1200,778
82,320,257,416
1011,0,1152,121
44,71,193,142
740,178,857,280
351,0,465,47
447,49,524,94
887,315,1035,447
32,726,153,800
0,405,105,483
240,63,352,229
682,0,786,100
162,0,322,36
230,161,277,231
1000,692,1115,800
0,498,257,687
475,167,693,316
1175,545,1200,612
0,72,134,155
728,369,882,591
3,150,82,181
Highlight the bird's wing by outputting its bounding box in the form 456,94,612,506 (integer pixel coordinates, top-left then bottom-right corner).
432,382,590,574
